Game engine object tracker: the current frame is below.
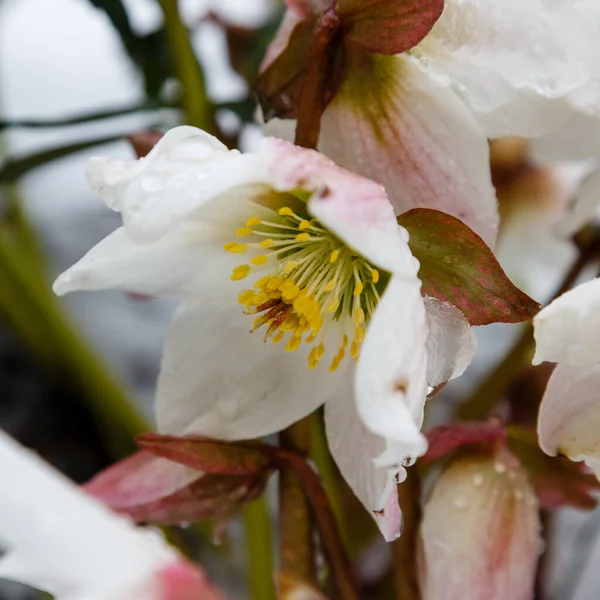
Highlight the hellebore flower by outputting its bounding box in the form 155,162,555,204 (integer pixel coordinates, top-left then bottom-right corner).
262,0,600,247
533,278,600,476
419,450,541,600
0,430,223,600
54,126,475,539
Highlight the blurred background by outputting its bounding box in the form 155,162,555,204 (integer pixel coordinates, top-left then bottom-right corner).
1,1,600,599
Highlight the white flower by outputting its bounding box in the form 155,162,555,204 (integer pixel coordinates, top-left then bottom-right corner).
0,430,222,600
264,0,600,247
533,278,600,475
54,126,476,539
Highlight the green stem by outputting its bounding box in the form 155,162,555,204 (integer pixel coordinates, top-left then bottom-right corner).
158,0,212,130
243,497,277,600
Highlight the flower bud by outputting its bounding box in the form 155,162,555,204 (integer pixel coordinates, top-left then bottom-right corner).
419,451,541,600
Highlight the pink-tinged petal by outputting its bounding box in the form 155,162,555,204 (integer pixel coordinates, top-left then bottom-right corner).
285,0,331,17
533,278,600,367
418,0,600,139
324,377,402,541
423,297,477,387
156,300,344,439
0,431,221,600
355,276,429,469
260,137,417,278
319,53,498,247
538,362,600,477
158,561,225,600
419,451,541,600
87,126,270,243
53,224,238,300
260,10,304,72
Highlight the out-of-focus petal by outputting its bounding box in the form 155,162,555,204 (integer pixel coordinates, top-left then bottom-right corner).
260,10,303,71
418,0,600,138
423,297,477,387
533,278,600,367
419,451,540,600
560,167,600,237
538,363,600,476
319,53,498,247
355,276,429,469
324,377,402,541
0,431,223,600
156,301,343,439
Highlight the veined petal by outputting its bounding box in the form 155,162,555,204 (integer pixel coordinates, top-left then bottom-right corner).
538,363,600,476
319,53,498,247
324,377,402,541
156,301,344,439
533,278,600,367
87,126,270,243
355,276,429,469
0,431,221,600
53,223,238,300
424,297,477,387
418,0,600,138
259,137,417,278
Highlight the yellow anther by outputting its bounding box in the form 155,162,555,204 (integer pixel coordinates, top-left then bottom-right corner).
284,261,298,274
355,326,365,343
371,269,380,284
238,290,254,305
231,265,250,281
250,255,268,266
316,343,325,359
260,239,275,248
296,233,311,242
285,335,303,352
342,334,349,348
266,275,284,292
324,280,336,292
353,281,364,296
305,333,317,344
254,275,270,289
299,220,311,230
229,243,248,255
272,331,285,344
236,227,254,237
330,250,340,264
224,242,237,251
246,217,262,227
253,292,269,305
326,297,340,313
329,351,345,373
355,307,365,326
279,207,293,216
308,359,319,370
350,340,360,358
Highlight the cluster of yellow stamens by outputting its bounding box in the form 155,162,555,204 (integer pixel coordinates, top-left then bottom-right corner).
225,205,382,372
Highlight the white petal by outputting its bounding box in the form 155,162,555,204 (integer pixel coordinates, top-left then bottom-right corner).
0,431,179,600
53,223,237,299
319,54,498,247
87,126,270,243
324,377,402,541
538,363,600,477
424,297,477,387
156,300,344,439
533,278,600,367
355,276,429,469
560,167,600,237
419,0,600,138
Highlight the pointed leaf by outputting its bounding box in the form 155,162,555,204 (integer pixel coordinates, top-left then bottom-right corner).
335,0,444,55
399,209,540,326
508,428,600,510
423,421,507,465
136,434,272,476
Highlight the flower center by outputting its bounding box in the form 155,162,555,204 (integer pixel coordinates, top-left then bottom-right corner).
224,202,384,372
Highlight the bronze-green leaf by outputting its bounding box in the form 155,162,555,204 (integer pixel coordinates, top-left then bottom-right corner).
399,208,540,326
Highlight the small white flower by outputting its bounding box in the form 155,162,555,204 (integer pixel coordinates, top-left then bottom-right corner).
54,127,476,539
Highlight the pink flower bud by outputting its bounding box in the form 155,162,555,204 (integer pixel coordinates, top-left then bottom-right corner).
419,451,541,600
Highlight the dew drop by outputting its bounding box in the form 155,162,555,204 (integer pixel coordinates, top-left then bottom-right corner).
494,461,507,474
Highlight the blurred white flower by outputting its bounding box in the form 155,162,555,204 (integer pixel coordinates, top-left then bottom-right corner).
54,126,476,539
264,0,600,247
0,430,223,600
419,450,540,600
533,278,600,475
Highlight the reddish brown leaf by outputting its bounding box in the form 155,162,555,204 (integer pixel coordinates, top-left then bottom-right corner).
399,208,540,325
423,421,507,465
127,131,163,158
335,0,444,55
137,433,271,476
508,429,600,510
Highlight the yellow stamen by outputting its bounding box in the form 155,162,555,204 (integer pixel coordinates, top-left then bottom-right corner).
285,335,303,352
266,275,284,292
231,265,250,281
296,233,311,242
350,340,360,358
254,275,270,289
224,242,237,251
353,281,364,296
371,269,380,284
279,207,293,216
284,261,298,274
324,280,336,292
326,297,340,313
272,331,285,343
260,239,275,248
355,307,365,325
228,243,248,255
355,326,365,343
246,217,261,227
250,255,268,266
299,220,311,230
330,250,340,264
236,227,253,237
238,290,254,305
